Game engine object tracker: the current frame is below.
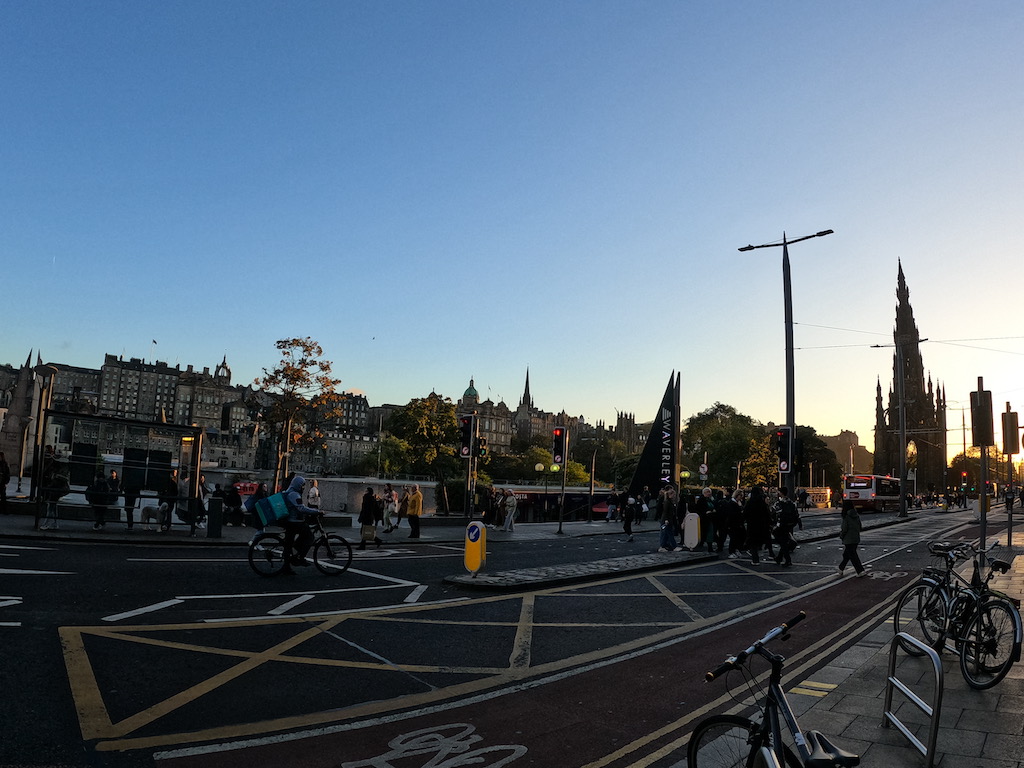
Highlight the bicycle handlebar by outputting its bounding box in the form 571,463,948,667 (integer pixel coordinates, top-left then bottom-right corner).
705,612,806,682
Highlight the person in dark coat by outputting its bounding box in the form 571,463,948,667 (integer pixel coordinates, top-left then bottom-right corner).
743,485,773,565
224,484,244,526
838,500,866,576
358,486,383,550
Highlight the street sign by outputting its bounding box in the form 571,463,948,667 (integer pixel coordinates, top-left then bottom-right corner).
699,463,709,475
779,460,790,473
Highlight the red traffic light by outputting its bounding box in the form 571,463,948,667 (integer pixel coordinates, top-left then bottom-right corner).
552,427,567,465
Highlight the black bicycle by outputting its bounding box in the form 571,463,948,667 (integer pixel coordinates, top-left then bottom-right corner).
893,540,1022,689
248,513,353,576
687,612,860,768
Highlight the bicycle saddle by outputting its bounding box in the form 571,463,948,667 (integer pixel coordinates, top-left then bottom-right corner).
803,729,860,768
991,558,1011,574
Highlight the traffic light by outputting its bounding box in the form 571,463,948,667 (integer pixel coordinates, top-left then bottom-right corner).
459,415,475,459
970,388,994,447
552,427,567,466
774,426,792,473
1002,409,1020,455
476,436,488,458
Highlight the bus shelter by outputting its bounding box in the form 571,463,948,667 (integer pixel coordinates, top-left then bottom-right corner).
33,410,206,528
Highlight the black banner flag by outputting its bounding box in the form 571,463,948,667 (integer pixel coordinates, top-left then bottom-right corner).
628,372,680,498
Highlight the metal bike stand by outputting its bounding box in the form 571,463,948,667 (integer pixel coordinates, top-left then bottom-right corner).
883,632,944,768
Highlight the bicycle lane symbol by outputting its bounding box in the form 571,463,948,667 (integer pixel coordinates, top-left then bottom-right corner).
340,723,527,768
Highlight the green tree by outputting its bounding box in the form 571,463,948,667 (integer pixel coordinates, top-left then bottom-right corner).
386,393,460,511
793,426,843,490
741,434,778,487
682,403,761,486
254,337,345,489
353,434,412,478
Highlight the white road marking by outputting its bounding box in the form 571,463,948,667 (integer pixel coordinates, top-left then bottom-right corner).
0,568,74,575
102,599,185,622
202,596,470,623
269,594,316,615
404,585,428,603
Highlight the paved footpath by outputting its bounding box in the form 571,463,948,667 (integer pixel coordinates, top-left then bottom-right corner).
793,528,1024,768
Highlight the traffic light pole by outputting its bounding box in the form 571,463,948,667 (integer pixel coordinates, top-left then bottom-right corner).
552,426,569,534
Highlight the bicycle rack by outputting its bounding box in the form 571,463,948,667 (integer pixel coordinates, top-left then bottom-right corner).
883,632,944,768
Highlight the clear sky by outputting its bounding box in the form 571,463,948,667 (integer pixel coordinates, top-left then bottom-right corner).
3,2,1023,458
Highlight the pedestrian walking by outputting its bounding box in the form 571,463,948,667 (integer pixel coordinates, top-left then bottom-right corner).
306,479,321,512
397,486,410,530
501,489,519,532
406,484,423,538
773,487,802,567
358,486,382,550
605,490,619,522
381,483,398,532
724,489,746,558
693,487,717,552
623,494,637,542
657,486,683,552
837,500,866,576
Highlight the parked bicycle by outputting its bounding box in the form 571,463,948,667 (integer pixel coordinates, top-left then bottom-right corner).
248,513,353,577
687,611,860,768
893,540,1022,689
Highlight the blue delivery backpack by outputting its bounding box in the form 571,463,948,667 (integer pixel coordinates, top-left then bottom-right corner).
253,492,292,528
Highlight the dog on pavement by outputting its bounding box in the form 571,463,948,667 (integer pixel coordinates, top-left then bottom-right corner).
140,503,169,531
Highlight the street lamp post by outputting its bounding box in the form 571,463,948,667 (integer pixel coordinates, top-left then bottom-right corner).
739,230,833,487
535,462,548,518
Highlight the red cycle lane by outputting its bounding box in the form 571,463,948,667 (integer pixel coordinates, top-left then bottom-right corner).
158,571,909,768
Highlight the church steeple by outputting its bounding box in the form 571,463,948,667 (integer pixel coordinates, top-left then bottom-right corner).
520,368,533,409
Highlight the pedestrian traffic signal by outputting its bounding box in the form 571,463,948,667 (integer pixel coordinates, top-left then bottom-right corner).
552,427,567,466
459,415,475,459
774,426,792,473
476,436,488,458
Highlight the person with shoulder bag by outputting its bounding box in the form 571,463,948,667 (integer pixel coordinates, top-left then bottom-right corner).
773,487,802,567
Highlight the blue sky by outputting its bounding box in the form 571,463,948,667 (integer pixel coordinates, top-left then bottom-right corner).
3,2,1023,459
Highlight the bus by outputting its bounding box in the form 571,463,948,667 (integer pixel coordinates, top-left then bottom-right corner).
843,474,902,512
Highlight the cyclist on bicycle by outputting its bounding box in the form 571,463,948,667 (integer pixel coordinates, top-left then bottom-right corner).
281,475,320,574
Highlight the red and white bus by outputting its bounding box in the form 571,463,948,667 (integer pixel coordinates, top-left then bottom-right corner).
843,474,902,512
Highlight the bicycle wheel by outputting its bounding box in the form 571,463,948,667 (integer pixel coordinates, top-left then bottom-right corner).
893,581,947,655
248,533,287,576
687,715,758,768
314,533,353,575
959,600,1019,689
